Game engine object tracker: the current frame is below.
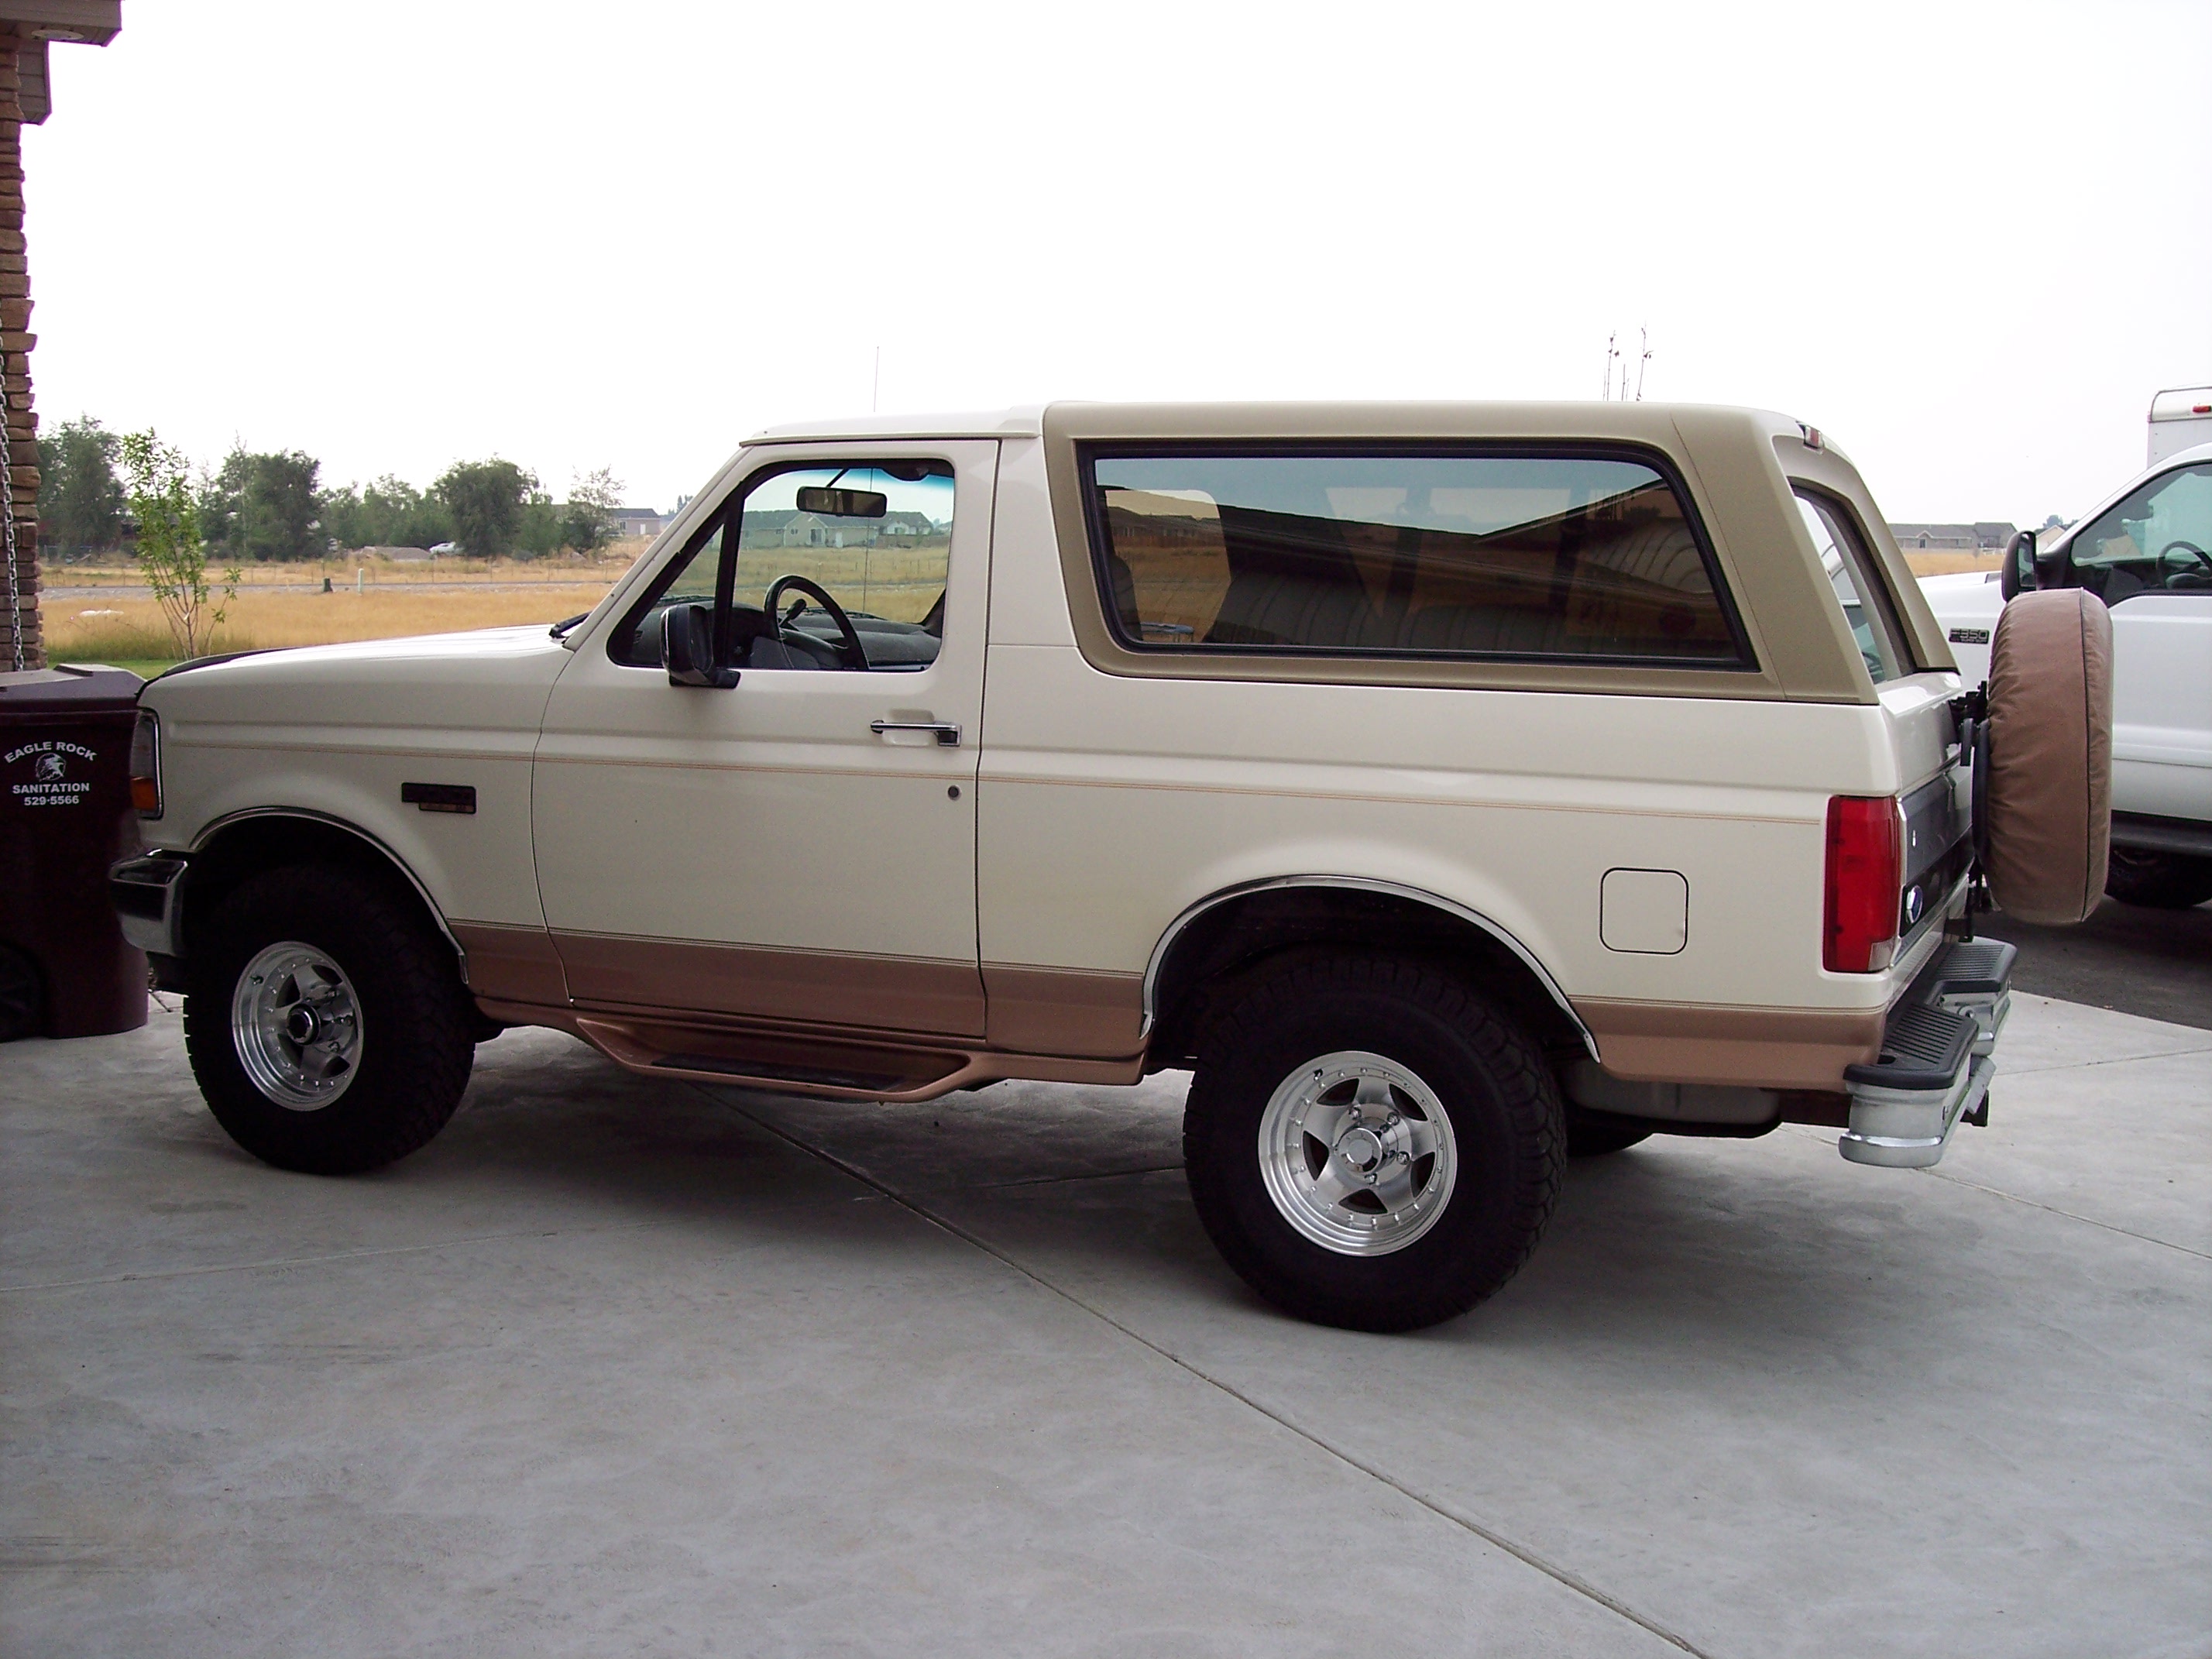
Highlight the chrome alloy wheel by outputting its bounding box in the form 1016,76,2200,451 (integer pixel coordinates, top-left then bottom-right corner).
1256,1050,1458,1255
230,941,365,1111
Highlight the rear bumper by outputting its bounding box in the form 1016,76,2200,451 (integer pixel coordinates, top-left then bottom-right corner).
1838,937,2014,1169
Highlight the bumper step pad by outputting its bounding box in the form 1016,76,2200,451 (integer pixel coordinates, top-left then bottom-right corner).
1838,938,2014,1169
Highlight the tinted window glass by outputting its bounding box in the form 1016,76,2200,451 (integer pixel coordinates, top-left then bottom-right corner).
1795,490,1907,684
2069,463,2212,603
1087,452,1743,664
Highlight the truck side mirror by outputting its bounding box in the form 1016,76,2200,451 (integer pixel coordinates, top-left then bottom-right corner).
661,603,738,689
2000,529,2035,600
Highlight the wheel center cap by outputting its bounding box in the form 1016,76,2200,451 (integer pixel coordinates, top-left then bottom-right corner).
1337,1125,1385,1173
284,1005,320,1046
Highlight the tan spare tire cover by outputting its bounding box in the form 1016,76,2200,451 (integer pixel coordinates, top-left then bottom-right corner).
1983,588,2114,924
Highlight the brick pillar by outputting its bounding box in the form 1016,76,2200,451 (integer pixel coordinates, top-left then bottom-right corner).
0,24,39,671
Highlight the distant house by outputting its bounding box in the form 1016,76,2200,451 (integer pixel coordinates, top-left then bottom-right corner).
738,509,941,550
1887,521,2017,551
610,508,675,540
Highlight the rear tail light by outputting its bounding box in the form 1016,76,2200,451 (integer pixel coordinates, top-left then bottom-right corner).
1824,794,1903,972
129,710,162,818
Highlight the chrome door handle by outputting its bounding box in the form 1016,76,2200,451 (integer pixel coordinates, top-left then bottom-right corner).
870,720,962,747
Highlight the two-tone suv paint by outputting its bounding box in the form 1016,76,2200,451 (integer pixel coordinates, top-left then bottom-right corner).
112,403,2015,1331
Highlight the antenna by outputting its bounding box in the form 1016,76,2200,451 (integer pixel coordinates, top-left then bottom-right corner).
1635,328,1653,401
1602,332,1618,400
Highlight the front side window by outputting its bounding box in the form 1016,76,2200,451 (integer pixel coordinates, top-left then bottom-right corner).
1796,489,1908,684
2068,463,2212,603
611,461,954,671
1084,450,1745,665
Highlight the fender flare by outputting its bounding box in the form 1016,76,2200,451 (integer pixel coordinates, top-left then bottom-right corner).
1141,874,1597,1060
186,806,470,972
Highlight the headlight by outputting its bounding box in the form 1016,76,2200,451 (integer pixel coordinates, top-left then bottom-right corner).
129,709,162,818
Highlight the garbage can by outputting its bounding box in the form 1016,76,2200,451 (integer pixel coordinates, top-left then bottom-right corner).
0,665,149,1040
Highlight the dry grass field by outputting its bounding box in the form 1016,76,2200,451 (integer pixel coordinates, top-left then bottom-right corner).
1903,551,2004,577
48,585,620,669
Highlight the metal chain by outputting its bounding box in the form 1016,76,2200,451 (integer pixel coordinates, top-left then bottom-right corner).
0,343,19,672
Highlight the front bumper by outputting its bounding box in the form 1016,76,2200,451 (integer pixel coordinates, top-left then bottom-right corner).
108,853,189,958
1839,937,2014,1169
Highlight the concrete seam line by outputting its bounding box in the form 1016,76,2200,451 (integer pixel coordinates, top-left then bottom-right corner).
1914,1170,2212,1262
2001,1043,2212,1077
697,1084,1718,1659
0,1219,675,1296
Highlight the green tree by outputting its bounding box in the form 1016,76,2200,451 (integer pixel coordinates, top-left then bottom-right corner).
122,430,239,658
36,415,126,555
562,466,624,554
434,459,534,556
201,446,324,561
321,474,453,551
517,488,562,559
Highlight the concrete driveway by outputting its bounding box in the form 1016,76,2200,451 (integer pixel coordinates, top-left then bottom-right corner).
3,994,2207,1658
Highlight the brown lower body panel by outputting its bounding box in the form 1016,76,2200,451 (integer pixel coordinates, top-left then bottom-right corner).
452,922,571,1005
981,963,1145,1057
551,930,987,1039
1574,997,1885,1091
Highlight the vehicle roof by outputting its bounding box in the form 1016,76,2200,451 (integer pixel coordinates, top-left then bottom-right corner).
744,400,1814,448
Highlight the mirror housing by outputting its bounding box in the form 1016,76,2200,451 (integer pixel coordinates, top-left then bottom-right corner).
661,603,738,689
2001,529,2035,600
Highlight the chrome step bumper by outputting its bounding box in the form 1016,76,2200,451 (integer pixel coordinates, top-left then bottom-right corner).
1839,938,2014,1170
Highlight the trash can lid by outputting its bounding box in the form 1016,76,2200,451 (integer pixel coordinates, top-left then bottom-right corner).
0,665,146,711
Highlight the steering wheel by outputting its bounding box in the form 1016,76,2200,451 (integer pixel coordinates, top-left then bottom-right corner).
2155,540,2212,579
762,574,868,670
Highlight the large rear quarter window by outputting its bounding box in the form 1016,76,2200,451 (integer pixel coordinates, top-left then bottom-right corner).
1084,450,1748,665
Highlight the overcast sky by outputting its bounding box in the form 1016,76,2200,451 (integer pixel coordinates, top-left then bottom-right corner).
26,0,2211,524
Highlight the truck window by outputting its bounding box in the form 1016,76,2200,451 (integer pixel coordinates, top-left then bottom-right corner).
2068,463,2212,603
610,461,955,671
1795,489,1908,684
1084,450,1747,665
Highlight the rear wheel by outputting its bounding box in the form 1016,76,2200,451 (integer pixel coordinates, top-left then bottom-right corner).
184,864,474,1173
1183,955,1565,1332
2104,848,2212,910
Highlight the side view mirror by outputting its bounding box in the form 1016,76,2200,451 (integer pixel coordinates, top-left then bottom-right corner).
661,603,738,689
2000,529,2035,600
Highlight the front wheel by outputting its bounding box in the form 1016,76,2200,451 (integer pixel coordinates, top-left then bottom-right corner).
184,864,475,1173
1183,956,1565,1332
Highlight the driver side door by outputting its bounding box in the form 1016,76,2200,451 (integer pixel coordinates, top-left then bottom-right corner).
2065,461,2212,826
532,439,995,1036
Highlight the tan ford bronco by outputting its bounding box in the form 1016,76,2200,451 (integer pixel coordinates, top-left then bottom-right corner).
109,403,2111,1331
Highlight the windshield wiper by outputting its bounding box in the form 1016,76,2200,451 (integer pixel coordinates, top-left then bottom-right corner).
548,613,590,639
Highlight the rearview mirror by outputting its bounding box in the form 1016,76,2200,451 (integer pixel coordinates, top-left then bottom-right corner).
796,485,888,519
2001,529,2035,600
661,603,738,689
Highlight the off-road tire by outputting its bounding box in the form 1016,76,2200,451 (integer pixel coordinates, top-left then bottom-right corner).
184,864,474,1173
1563,1104,1653,1157
1183,955,1565,1333
2104,848,2212,911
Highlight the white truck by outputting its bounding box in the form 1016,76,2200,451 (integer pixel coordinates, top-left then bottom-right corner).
108,403,2106,1331
1921,412,2212,909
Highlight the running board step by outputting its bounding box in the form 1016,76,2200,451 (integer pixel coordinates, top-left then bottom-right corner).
575,1015,969,1101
